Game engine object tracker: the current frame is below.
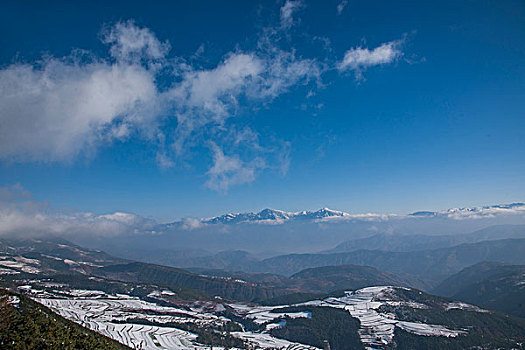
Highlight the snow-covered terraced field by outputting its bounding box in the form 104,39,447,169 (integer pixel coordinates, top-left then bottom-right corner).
36,294,228,328
230,286,470,349
299,286,468,348
445,301,489,312
21,283,480,350
0,267,19,275
0,257,41,274
36,294,229,349
229,303,311,324
32,288,320,350
83,322,204,349
231,331,319,349
325,286,467,347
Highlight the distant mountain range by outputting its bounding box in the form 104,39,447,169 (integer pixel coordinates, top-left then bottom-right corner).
409,203,525,218
168,202,525,226
163,237,525,286
69,204,525,260
326,224,525,253
0,237,419,301
201,207,351,225
0,238,280,302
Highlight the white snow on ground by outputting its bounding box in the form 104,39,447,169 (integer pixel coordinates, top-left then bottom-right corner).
265,320,286,330
63,259,79,265
7,295,20,307
36,296,228,327
0,267,19,275
32,289,316,350
17,282,480,350
445,302,489,313
299,286,466,348
0,260,40,274
83,322,204,349
0,294,20,308
146,289,178,299
230,286,469,349
36,296,229,349
229,303,311,324
0,255,41,274
231,331,319,349
14,256,41,265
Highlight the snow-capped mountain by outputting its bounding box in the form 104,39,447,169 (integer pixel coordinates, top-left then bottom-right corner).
204,208,294,224
202,207,350,225
167,203,525,228
409,203,525,219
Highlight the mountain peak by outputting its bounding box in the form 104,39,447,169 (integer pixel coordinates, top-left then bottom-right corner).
199,207,352,225
185,202,525,227
313,207,349,217
409,203,525,219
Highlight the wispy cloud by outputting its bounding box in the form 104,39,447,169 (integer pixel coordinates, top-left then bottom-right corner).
338,38,404,80
0,18,319,191
102,21,170,63
204,143,266,192
0,9,405,191
336,0,348,15
280,0,303,29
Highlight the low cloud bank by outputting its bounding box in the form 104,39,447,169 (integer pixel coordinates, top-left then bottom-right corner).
0,185,154,239
1,185,524,242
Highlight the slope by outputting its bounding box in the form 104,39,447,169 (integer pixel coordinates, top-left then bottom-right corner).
253,238,525,283
0,288,129,349
432,262,525,318
327,224,525,253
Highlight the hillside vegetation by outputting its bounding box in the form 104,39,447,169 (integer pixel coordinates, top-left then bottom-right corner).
0,289,129,349
433,262,525,318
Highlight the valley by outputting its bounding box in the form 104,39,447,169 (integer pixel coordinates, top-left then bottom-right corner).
2,233,525,349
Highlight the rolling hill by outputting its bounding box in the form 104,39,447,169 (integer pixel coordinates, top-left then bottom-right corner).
94,261,284,302
326,224,525,253
433,261,525,318
249,238,525,283
3,237,525,349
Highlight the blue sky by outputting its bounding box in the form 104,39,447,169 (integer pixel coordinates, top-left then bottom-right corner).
0,0,524,221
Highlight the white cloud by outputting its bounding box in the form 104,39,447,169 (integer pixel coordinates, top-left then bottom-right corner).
280,0,303,29
441,204,525,220
181,217,206,230
338,39,403,79
336,0,348,15
0,11,403,191
102,20,170,64
165,53,265,157
0,185,153,238
1,184,523,239
0,18,321,190
205,144,266,192
0,21,169,163
0,56,159,162
175,53,264,115
0,183,31,201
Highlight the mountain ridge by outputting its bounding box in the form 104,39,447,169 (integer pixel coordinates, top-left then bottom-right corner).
325,224,525,253
432,261,525,318
168,202,525,226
